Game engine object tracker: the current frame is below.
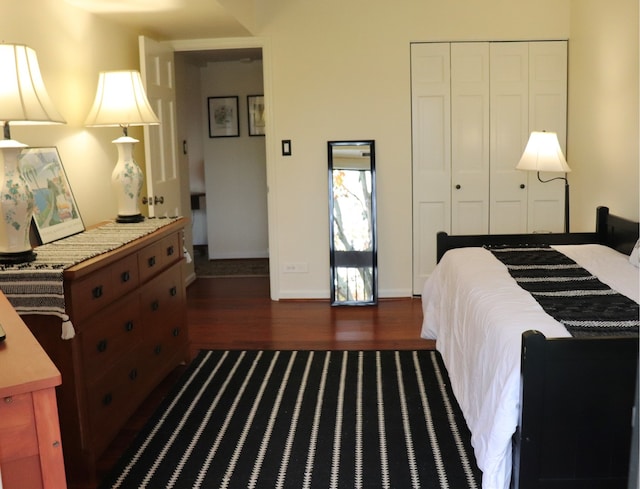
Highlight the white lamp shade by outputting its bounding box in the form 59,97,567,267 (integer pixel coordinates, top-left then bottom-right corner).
0,44,65,125
85,70,159,127
516,131,571,173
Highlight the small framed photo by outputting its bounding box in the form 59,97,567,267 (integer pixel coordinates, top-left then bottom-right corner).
208,96,239,138
247,95,265,136
18,147,84,244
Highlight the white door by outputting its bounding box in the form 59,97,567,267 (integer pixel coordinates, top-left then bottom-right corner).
489,42,530,233
139,36,181,218
526,41,568,233
411,43,451,294
450,42,490,235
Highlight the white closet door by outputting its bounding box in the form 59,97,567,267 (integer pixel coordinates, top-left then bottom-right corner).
527,41,568,233
451,42,490,235
489,42,530,233
411,43,451,294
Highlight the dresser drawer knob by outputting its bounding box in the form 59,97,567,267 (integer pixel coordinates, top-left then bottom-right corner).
97,340,108,353
148,256,156,268
124,321,134,332
172,327,180,337
102,393,113,406
167,245,175,256
92,285,103,298
170,286,177,297
154,344,162,355
121,271,131,282
129,368,138,380
151,300,160,311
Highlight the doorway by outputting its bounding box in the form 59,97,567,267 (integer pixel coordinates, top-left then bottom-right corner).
175,48,269,279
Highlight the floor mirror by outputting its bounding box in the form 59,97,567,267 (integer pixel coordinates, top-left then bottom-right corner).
328,140,377,305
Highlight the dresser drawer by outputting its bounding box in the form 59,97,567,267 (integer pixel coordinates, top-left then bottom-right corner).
138,231,182,283
80,294,142,380
140,263,185,323
85,351,147,455
67,252,139,323
0,393,39,462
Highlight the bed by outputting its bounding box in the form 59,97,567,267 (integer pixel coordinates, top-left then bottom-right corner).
420,207,639,489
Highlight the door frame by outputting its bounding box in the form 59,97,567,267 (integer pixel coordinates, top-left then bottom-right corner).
168,37,279,300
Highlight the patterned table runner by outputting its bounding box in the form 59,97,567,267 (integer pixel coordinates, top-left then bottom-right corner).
0,217,181,339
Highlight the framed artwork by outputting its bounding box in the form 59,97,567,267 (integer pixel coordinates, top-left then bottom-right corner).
247,95,265,136
18,147,84,244
208,96,239,138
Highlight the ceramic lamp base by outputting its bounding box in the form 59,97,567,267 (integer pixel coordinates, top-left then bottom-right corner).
112,136,144,223
116,213,145,224
0,141,35,263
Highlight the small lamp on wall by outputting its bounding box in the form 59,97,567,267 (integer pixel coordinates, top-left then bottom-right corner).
0,44,65,264
516,131,572,233
85,70,159,223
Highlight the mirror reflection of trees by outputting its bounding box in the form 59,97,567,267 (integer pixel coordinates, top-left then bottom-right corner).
329,141,376,305
332,169,373,302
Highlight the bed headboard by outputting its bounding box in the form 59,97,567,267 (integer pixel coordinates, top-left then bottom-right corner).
436,206,639,263
595,206,639,255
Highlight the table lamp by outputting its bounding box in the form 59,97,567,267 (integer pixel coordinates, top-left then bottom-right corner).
516,131,572,233
85,70,159,223
0,44,65,264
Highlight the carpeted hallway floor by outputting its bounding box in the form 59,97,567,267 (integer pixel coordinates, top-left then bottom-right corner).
193,245,269,277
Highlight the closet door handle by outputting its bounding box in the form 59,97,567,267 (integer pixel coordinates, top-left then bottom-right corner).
455,184,461,190
520,184,526,189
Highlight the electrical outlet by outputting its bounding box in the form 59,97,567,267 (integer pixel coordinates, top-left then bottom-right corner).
283,262,308,273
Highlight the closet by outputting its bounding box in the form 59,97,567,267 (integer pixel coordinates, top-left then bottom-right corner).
412,41,567,293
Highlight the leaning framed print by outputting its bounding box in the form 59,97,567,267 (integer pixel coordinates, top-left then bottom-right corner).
18,147,84,244
208,96,240,138
247,94,265,136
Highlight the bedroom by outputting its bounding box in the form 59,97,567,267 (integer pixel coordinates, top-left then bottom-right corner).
0,0,636,301
0,0,637,488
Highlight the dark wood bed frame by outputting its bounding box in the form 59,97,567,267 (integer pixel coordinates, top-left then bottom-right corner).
435,207,639,489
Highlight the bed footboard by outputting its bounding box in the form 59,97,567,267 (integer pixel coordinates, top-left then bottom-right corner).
513,330,638,489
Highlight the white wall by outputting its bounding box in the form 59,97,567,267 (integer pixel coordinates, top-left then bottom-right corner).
201,60,268,259
568,0,639,229
254,0,573,299
3,0,636,301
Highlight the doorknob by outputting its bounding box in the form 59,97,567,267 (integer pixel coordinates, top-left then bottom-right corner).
455,184,461,190
142,196,165,205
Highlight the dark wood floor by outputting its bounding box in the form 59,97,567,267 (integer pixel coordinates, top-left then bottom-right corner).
94,276,431,486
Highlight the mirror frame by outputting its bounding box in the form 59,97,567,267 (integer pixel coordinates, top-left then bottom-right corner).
328,140,377,306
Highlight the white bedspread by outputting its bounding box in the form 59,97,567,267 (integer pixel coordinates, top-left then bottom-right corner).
420,244,639,489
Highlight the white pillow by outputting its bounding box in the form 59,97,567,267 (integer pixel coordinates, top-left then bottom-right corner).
629,239,640,267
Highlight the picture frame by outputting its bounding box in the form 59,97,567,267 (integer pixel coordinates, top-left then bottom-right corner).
247,94,265,136
208,96,239,138
18,147,84,244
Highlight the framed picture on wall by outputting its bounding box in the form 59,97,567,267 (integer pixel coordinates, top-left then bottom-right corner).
208,96,239,138
247,95,265,136
18,147,84,244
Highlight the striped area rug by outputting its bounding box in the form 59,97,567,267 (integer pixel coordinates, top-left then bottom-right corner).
99,350,482,489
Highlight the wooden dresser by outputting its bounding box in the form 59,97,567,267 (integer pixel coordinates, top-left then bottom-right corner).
0,290,66,489
21,218,190,489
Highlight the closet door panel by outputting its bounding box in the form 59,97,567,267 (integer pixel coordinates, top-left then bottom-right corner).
527,41,568,233
490,42,529,233
411,43,451,293
451,43,489,235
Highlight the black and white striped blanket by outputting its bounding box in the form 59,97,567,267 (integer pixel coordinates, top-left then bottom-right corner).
487,245,639,337
0,218,180,339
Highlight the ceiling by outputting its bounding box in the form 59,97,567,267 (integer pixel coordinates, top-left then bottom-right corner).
64,0,252,41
